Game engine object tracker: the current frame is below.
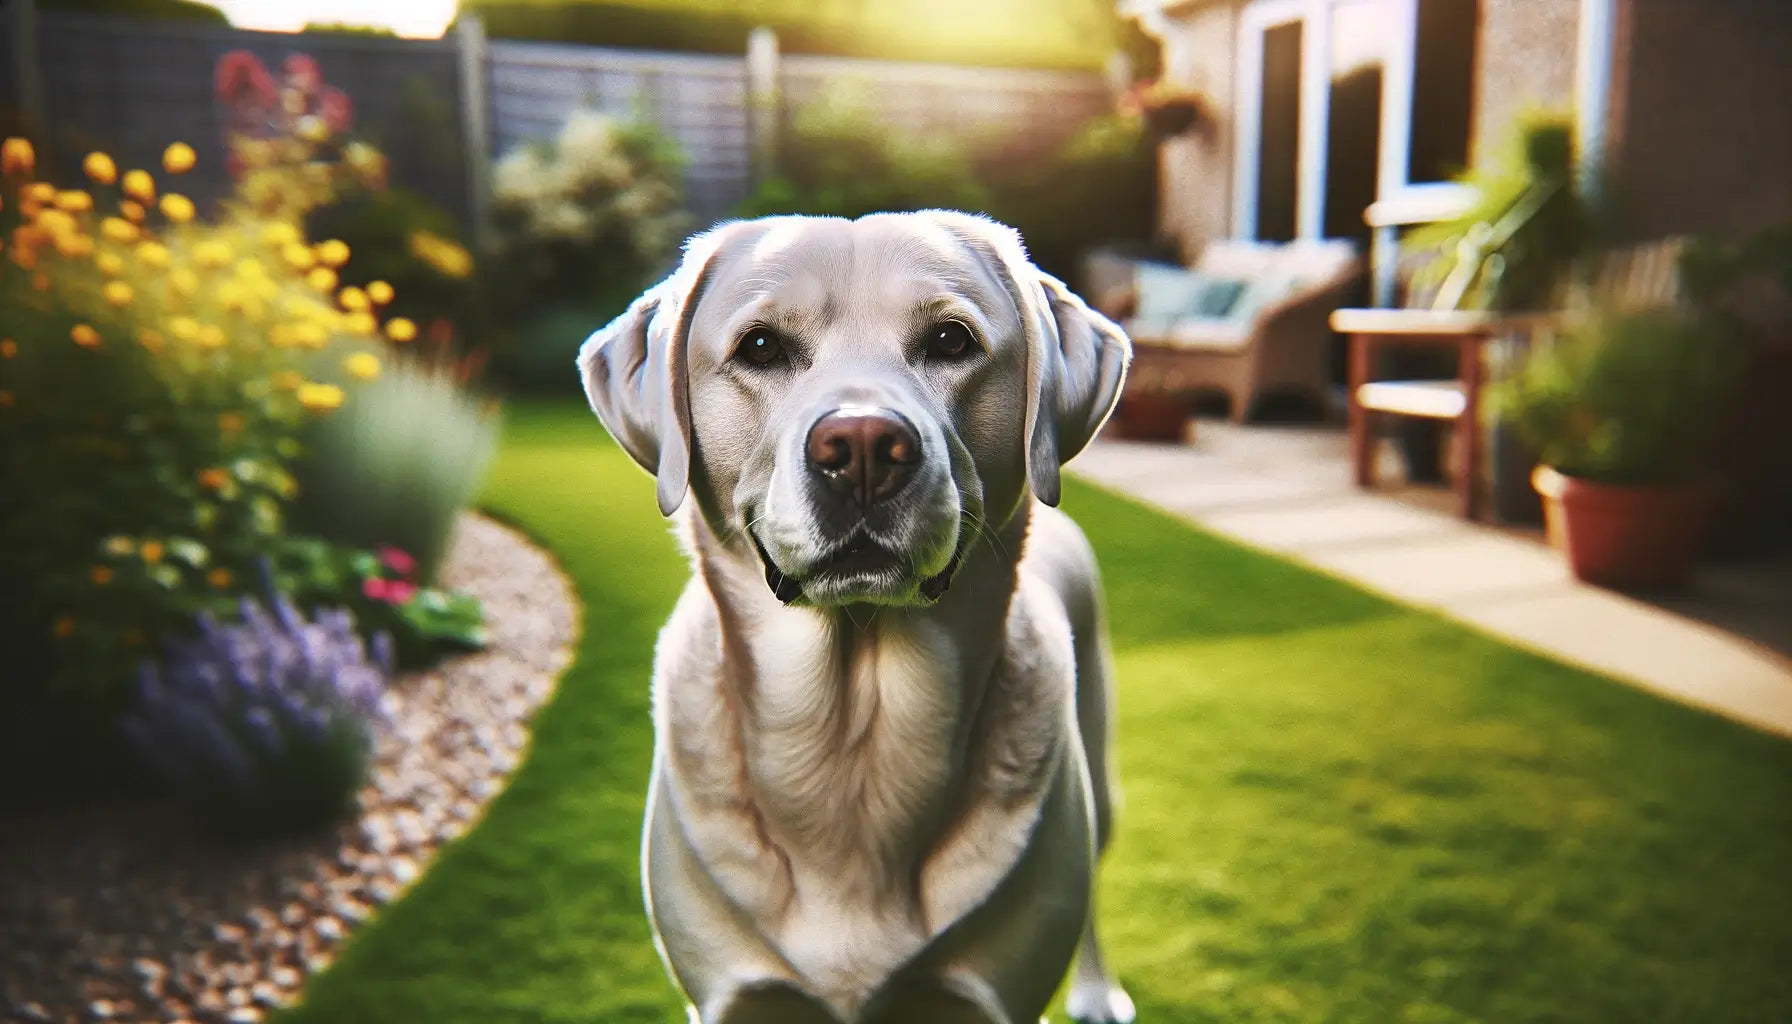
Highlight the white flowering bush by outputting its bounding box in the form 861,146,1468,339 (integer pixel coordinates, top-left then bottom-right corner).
489,110,687,312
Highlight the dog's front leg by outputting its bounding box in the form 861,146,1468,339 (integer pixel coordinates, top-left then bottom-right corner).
702,979,846,1024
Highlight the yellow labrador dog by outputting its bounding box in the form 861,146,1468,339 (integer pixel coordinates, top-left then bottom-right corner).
579,211,1135,1024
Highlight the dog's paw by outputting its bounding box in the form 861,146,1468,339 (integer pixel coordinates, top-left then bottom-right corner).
1065,980,1136,1024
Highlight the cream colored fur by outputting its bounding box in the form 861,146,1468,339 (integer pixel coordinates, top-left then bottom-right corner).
579,212,1136,1024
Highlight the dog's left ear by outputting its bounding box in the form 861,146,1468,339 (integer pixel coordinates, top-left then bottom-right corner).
1024,272,1132,506
921,211,1131,507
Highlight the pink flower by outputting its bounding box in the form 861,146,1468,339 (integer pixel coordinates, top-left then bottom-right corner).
284,54,322,94
383,580,418,604
362,577,392,602
376,546,416,577
318,87,353,134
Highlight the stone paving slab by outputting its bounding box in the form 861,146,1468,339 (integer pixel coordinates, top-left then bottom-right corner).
1071,428,1792,739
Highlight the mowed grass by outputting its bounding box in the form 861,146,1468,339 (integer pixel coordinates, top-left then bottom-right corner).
281,403,1792,1023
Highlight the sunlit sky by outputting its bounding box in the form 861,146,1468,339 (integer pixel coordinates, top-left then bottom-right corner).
198,0,460,38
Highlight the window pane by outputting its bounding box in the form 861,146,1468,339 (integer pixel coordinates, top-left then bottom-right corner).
1409,0,1478,182
1326,0,1389,244
1256,20,1303,243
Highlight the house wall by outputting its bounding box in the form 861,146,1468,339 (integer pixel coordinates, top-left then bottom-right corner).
1603,0,1792,242
1468,0,1580,167
1152,2,1241,260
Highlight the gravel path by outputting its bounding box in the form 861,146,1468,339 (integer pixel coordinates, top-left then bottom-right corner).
0,513,580,1024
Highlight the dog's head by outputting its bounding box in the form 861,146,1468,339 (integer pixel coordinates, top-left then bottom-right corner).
579,212,1129,608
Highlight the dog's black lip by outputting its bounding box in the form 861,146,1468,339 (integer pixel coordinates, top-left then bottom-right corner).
749,522,968,605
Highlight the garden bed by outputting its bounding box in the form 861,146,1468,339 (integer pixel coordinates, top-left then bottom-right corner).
0,512,577,1024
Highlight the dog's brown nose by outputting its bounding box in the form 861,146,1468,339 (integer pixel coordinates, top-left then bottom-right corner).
806,407,921,507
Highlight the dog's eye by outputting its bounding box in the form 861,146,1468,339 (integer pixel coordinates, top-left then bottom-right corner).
926,321,976,360
735,329,786,367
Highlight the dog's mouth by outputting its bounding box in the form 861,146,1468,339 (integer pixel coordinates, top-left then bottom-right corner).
751,529,965,606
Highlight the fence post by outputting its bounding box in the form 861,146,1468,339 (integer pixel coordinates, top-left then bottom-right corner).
745,26,779,185
455,12,493,252
10,0,48,149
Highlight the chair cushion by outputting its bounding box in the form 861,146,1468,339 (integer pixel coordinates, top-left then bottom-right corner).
1132,262,1212,330
1128,317,1253,352
1194,278,1247,317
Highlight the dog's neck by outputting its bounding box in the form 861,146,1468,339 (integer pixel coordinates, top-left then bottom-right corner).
681,505,1033,901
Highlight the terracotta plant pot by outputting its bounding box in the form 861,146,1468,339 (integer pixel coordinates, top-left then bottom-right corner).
1531,465,1719,590
1107,391,1190,442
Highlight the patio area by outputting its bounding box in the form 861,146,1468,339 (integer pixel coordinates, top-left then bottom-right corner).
1072,418,1792,738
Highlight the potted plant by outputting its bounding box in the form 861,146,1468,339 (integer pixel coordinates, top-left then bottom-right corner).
1118,80,1215,141
1491,308,1743,589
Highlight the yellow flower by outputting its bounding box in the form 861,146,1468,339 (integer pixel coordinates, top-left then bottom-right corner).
90,565,113,586
306,266,337,292
0,338,15,358
24,182,54,203
140,540,164,563
314,239,350,267
100,217,138,243
120,199,146,223
198,467,229,490
295,115,329,143
282,241,315,270
344,352,381,380
52,616,76,638
103,280,133,307
103,535,134,557
292,321,328,348
137,328,164,353
384,316,418,343
95,251,125,276
34,207,75,238
136,240,171,268
54,233,95,259
264,221,301,248
82,152,117,185
208,568,233,589
297,382,345,412
344,311,377,336
53,190,93,212
162,142,196,175
218,411,244,433
170,267,199,296
167,316,200,342
366,280,394,305
337,285,370,311
70,324,101,348
1,137,34,176
236,257,267,279
410,230,472,278
270,370,304,391
159,193,195,223
122,169,155,203
197,323,226,349
194,239,231,268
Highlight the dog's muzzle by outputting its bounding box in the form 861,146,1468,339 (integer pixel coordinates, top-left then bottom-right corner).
751,530,966,606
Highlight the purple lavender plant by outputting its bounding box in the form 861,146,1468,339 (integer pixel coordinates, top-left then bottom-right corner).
120,584,394,837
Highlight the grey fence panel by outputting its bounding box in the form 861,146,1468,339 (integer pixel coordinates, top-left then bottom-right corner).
30,13,474,229
487,40,751,225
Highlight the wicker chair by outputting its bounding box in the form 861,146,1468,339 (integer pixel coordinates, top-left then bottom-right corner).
1097,239,1363,427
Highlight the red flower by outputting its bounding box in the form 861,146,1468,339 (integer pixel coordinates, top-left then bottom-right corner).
214,51,277,112
376,546,416,577
284,54,322,95
318,87,354,134
383,580,419,605
362,576,393,602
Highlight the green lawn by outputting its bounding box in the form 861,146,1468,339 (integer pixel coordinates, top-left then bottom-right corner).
279,403,1792,1023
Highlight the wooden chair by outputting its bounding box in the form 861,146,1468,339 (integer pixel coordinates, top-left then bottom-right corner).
1331,237,1689,519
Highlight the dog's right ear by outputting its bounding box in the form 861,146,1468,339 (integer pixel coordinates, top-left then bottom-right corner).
578,226,733,516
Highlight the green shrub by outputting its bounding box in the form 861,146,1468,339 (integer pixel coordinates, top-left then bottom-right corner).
290,358,501,584
496,298,640,395
1489,309,1743,485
